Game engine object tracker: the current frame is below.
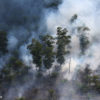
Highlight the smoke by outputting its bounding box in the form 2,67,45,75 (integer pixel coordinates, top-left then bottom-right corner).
0,0,63,99
4,70,37,100
46,0,100,70
45,0,100,100
0,0,44,29
0,0,100,99
0,0,62,67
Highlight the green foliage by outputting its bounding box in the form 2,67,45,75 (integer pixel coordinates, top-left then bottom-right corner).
80,34,89,55
61,79,68,83
51,72,58,78
40,34,54,47
16,97,25,100
92,75,100,92
40,35,55,69
48,89,55,97
0,31,8,55
28,28,71,73
78,26,90,55
27,39,43,70
77,65,100,93
78,65,92,93
0,57,29,83
43,46,55,69
28,35,55,71
56,27,71,65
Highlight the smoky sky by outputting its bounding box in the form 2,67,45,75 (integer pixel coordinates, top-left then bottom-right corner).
0,0,62,31
0,0,62,68
0,0,62,49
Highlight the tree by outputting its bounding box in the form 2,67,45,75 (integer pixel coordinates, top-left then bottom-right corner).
91,66,100,93
56,27,71,65
70,14,78,23
27,27,71,72
48,89,55,100
40,35,55,70
0,31,8,55
92,75,100,92
78,65,92,93
0,56,29,83
80,34,89,55
27,39,43,71
78,26,90,55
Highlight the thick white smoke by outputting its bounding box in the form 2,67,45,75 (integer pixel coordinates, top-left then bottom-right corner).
46,0,100,100
1,0,100,99
46,0,100,72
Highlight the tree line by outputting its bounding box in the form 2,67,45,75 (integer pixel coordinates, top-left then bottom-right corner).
27,27,71,72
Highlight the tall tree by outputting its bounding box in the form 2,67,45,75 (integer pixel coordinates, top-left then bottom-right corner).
78,26,90,55
56,27,71,65
80,34,89,55
78,65,92,93
0,31,8,55
40,35,55,70
27,39,43,71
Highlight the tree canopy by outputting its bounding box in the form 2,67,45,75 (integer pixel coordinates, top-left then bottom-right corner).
56,27,71,65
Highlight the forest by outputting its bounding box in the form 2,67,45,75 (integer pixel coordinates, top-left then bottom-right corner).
0,0,100,100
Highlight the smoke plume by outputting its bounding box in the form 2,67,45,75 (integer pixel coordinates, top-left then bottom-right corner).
45,0,100,100
0,0,100,100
